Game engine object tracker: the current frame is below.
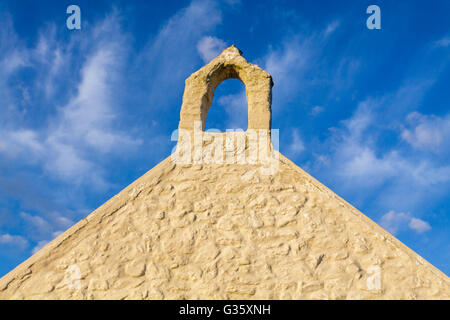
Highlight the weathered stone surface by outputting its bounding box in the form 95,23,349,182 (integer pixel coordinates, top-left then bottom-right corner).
0,46,448,300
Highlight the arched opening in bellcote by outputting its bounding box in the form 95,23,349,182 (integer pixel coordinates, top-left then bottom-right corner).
204,78,248,132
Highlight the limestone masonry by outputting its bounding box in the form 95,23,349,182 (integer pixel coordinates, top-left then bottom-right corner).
0,46,449,299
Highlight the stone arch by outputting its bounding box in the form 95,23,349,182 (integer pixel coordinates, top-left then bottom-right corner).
178,45,274,133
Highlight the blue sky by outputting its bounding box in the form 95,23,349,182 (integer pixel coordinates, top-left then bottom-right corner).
0,0,449,277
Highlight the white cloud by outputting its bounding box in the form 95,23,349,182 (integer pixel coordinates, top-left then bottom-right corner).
42,42,142,185
310,85,450,216
323,20,340,37
197,36,227,63
2,51,28,75
52,230,63,238
217,91,248,129
0,13,141,189
53,217,73,229
339,147,395,182
0,16,29,76
380,210,431,235
310,105,324,116
0,234,28,249
401,112,450,153
336,108,450,187
434,36,450,48
30,229,65,254
409,217,431,233
264,36,314,104
262,20,357,110
31,240,49,254
20,212,52,235
19,211,73,237
137,0,222,105
286,128,305,157
380,211,410,234
0,129,43,159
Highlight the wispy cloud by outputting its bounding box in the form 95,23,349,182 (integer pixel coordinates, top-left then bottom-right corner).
31,230,64,254
285,128,305,157
217,91,248,129
31,240,49,254
323,20,340,37
310,105,324,116
261,19,360,115
44,41,142,186
0,12,141,189
263,35,315,107
315,95,450,200
197,36,227,63
401,112,450,153
409,217,432,233
20,212,52,237
0,234,28,250
433,36,450,48
380,210,431,235
135,0,222,107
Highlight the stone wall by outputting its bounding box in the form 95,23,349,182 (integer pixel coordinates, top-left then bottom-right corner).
0,153,448,299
